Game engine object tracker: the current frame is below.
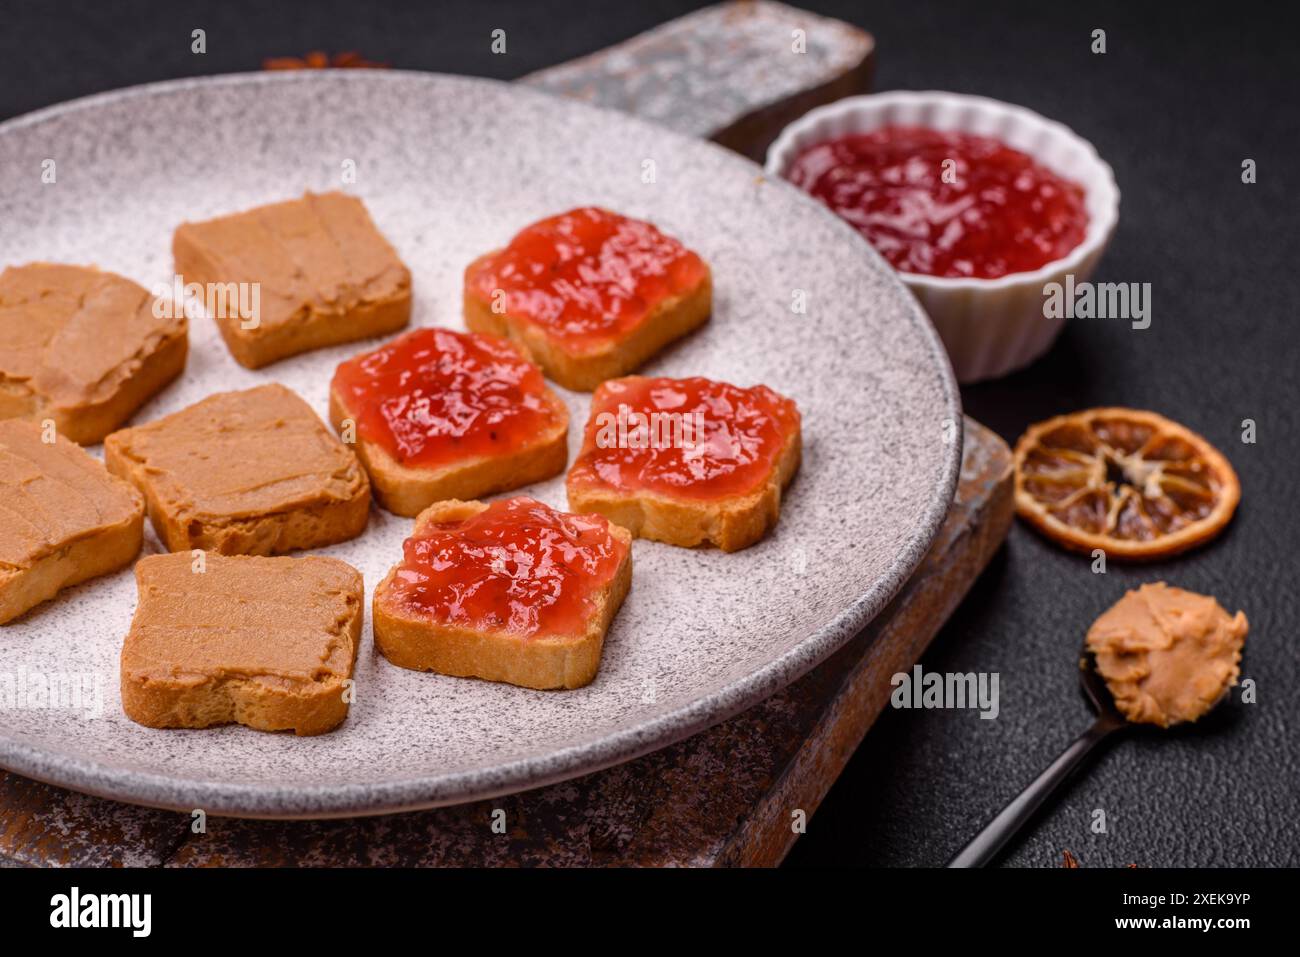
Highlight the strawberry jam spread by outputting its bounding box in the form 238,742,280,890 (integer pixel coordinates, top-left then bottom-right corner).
464,207,708,349
332,327,562,468
568,376,800,501
785,126,1089,279
386,497,627,638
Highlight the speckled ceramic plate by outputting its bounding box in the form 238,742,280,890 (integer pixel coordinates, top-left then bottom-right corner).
0,72,960,817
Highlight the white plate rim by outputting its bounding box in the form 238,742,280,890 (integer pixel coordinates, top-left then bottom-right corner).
0,70,963,817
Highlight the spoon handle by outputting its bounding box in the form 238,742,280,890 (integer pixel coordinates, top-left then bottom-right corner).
947,717,1119,868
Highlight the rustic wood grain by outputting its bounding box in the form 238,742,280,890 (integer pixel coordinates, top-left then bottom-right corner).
0,771,188,867
0,419,1009,867
722,419,1013,865
0,5,1006,867
522,0,875,159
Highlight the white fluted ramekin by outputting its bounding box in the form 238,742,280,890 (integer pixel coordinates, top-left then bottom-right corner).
766,91,1120,383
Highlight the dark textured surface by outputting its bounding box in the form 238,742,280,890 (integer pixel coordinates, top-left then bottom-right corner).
1,0,1295,866
782,0,1300,869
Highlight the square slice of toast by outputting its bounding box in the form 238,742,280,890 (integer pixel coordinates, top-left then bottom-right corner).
0,420,144,623
566,376,801,552
463,207,711,391
120,552,363,735
105,383,370,555
173,191,411,368
0,263,188,444
372,497,633,689
330,327,569,517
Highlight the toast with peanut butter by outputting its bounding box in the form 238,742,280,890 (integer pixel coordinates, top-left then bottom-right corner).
0,263,187,444
173,191,410,368
120,552,363,735
105,383,370,555
0,420,144,623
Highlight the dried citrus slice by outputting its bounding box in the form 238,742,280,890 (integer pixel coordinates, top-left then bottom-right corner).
1013,408,1240,559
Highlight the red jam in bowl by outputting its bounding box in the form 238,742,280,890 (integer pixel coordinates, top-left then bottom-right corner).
785,126,1089,279
386,497,628,638
464,207,709,349
568,376,800,501
332,327,562,468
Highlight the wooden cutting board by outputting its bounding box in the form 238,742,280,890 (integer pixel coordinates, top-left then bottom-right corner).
0,1,1013,867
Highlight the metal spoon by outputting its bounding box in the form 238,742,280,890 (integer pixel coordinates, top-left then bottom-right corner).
947,647,1144,868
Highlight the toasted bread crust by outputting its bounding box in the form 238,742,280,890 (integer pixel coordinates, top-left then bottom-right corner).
372,499,633,689
0,505,143,625
120,554,363,736
25,326,188,446
107,446,372,555
328,382,569,518
104,385,371,556
120,664,358,737
567,411,801,552
0,512,143,624
464,256,712,391
0,421,145,624
213,291,410,370
171,193,411,369
0,264,189,445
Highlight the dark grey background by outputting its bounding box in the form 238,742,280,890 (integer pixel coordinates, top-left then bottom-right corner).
2,0,1295,867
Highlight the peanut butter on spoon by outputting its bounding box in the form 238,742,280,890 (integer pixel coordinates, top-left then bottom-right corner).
1086,582,1248,728
950,581,1248,867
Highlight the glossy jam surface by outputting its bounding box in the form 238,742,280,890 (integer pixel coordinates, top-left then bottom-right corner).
568,376,799,501
785,126,1089,279
332,328,561,467
387,497,627,638
464,207,708,348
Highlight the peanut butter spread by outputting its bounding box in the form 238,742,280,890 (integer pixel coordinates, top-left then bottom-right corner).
172,191,409,331
0,263,184,413
0,419,142,569
122,552,360,688
107,383,366,522
1086,582,1247,727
